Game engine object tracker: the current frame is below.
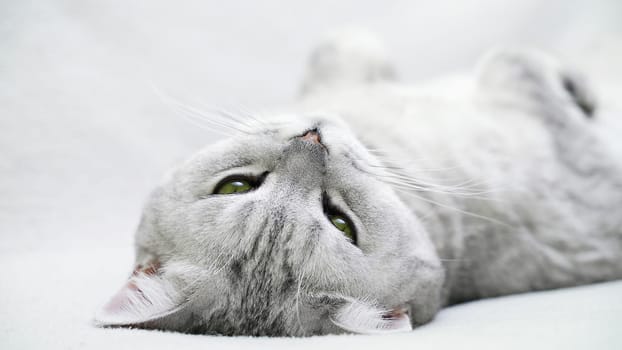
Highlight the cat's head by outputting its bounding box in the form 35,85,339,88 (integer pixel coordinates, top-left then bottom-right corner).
95,114,443,336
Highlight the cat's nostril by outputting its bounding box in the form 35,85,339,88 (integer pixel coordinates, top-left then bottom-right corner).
300,129,321,145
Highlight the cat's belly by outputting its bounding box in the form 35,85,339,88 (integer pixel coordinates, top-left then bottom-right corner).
448,187,622,303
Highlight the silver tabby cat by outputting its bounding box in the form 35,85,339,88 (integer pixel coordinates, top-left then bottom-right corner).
95,31,622,336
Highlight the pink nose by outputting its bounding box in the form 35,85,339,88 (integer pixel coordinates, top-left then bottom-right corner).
300,129,321,144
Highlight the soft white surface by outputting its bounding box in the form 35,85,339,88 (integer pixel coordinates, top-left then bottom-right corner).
2,246,621,349
1,1,621,349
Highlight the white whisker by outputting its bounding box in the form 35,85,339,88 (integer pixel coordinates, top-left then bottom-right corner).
294,267,308,336
150,84,261,135
398,188,514,228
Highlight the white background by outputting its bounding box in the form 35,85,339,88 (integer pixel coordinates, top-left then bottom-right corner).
1,1,621,349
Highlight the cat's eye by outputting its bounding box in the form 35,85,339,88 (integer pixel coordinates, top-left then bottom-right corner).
215,179,253,194
329,214,356,242
213,174,265,195
323,194,357,245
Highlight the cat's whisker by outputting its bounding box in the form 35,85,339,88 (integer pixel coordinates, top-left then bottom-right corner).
367,152,493,191
397,188,515,228
222,104,270,128
179,103,252,132
194,100,279,133
371,155,519,196
362,155,516,201
377,172,490,194
367,150,436,166
369,163,464,174
438,258,467,262
417,208,440,225
368,166,486,192
176,108,239,136
378,167,485,187
294,267,308,336
151,84,245,133
391,178,511,204
368,166,498,195
366,158,483,185
361,152,512,216
175,102,251,135
362,154,521,213
386,181,500,201
361,165,499,199
383,179,501,201
153,88,249,135
205,106,264,130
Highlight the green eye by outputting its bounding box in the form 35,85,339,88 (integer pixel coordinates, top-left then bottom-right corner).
213,173,268,195
214,178,254,194
329,214,356,243
323,195,358,245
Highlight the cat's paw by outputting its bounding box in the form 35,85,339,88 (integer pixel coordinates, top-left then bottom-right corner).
476,47,596,120
301,28,396,95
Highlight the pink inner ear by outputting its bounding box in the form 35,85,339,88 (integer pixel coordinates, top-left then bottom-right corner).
95,262,184,326
132,262,161,277
102,263,159,312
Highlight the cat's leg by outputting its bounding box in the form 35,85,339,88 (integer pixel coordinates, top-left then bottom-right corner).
476,48,596,123
300,29,396,95
475,48,610,176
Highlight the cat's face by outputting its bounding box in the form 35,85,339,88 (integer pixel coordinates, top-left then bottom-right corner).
95,114,443,336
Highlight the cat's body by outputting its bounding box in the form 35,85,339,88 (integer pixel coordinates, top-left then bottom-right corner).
95,32,622,336
298,44,622,304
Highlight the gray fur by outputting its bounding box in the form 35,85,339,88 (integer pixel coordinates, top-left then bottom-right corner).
96,32,622,336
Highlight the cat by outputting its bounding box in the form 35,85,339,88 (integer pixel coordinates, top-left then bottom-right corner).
94,31,622,336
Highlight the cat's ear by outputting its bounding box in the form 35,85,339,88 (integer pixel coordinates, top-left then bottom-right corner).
94,260,188,326
330,298,412,334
